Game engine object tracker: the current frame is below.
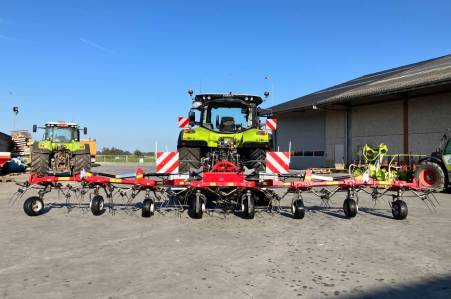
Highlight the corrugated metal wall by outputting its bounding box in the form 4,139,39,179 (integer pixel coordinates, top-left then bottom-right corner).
276,111,326,169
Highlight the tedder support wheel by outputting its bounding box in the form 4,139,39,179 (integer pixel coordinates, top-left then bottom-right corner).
292,199,305,219
415,162,445,192
392,199,408,220
343,198,357,218
189,191,205,219
23,197,44,216
242,191,255,219
90,195,105,216
142,198,155,218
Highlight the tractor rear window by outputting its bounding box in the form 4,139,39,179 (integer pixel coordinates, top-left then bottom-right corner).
45,127,78,142
208,107,251,132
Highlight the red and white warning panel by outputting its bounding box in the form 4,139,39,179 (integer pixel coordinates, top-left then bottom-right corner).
178,117,189,128
265,151,289,174
265,118,277,131
156,152,180,174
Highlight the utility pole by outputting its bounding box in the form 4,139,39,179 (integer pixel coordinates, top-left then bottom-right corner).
12,106,19,131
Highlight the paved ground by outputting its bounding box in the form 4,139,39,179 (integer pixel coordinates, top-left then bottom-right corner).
1,163,451,298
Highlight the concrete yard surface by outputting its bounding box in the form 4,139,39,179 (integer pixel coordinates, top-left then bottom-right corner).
0,164,451,298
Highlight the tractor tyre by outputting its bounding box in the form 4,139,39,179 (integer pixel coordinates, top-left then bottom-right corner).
73,153,91,175
31,152,49,177
243,148,267,174
178,147,201,173
415,162,445,192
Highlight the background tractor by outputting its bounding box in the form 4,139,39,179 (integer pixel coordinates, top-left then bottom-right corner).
31,122,91,176
177,91,274,174
416,129,451,191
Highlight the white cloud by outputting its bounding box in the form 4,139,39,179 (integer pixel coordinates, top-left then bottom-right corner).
80,38,113,54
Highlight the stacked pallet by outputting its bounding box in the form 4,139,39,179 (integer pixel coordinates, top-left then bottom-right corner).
11,131,32,164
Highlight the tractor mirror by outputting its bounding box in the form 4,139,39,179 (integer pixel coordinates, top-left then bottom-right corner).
32,125,37,133
216,115,220,128
83,127,88,135
188,110,196,126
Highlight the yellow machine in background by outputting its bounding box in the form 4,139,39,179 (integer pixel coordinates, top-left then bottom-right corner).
81,139,97,162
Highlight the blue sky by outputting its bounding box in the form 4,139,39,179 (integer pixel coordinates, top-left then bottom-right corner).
1,0,450,151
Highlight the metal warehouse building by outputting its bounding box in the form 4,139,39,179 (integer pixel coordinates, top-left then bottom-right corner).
271,54,451,169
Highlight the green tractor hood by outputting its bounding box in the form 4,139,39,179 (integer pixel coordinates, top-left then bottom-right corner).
179,127,270,148
37,140,86,153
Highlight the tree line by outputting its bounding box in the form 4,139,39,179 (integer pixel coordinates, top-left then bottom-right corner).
97,147,154,157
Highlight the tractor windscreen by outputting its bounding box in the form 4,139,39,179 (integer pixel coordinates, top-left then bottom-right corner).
45,127,78,142
205,106,253,132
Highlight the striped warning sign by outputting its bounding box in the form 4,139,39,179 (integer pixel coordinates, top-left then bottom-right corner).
178,117,190,128
265,118,277,131
156,152,179,174
265,151,289,174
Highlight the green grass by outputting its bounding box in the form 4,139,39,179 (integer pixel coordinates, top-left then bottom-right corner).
96,155,155,163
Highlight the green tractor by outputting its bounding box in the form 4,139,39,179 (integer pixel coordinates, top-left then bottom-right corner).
416,129,451,191
31,122,91,176
177,91,274,174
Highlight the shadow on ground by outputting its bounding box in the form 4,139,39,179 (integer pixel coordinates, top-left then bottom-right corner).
342,274,451,299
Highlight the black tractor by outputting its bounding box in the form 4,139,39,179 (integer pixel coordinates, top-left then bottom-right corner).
416,129,451,192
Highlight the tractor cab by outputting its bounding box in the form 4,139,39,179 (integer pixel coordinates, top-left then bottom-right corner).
190,94,267,133
44,122,80,143
33,122,88,144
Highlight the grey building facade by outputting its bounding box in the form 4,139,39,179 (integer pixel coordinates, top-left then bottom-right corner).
271,54,451,169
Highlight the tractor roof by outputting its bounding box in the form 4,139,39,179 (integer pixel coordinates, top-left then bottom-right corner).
194,93,264,106
46,121,79,128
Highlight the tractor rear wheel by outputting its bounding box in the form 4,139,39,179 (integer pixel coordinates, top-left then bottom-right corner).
415,162,445,192
178,147,201,173
243,148,267,174
73,153,91,174
31,152,49,177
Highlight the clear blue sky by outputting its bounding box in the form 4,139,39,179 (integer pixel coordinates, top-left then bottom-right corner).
1,0,450,151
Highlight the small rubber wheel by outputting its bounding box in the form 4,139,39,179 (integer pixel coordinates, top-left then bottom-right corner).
343,198,357,218
90,195,104,216
189,194,204,219
242,194,255,219
392,199,408,220
23,197,44,216
142,198,155,218
292,199,305,219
